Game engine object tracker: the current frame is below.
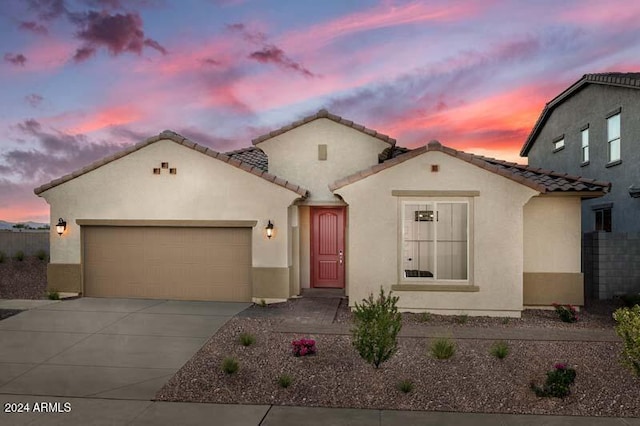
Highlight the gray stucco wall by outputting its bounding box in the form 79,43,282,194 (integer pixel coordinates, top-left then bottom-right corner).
584,232,640,299
527,84,640,233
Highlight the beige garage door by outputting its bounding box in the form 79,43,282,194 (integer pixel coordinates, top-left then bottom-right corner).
83,226,251,301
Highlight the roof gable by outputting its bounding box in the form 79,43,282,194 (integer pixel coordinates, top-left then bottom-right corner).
330,140,610,195
520,72,640,156
252,109,396,146
34,130,308,197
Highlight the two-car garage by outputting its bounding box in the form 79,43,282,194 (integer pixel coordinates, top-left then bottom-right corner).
82,223,253,302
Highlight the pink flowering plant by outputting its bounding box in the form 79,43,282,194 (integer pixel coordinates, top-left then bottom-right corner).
291,338,316,357
552,303,578,323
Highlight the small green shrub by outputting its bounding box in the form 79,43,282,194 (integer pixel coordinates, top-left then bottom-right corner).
397,379,414,393
417,312,432,323
238,332,255,347
501,317,510,325
277,374,293,388
430,337,455,360
613,305,640,376
36,249,48,261
552,303,578,323
259,299,267,307
531,363,576,398
455,314,469,324
46,289,60,300
13,250,25,262
221,357,239,375
0,251,5,263
621,294,640,308
351,287,402,368
490,340,510,359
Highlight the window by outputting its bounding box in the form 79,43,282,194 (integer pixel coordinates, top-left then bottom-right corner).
553,138,565,151
402,201,468,281
581,128,589,163
595,208,612,232
607,113,621,162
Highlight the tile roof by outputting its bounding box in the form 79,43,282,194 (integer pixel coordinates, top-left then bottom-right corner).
225,144,411,173
34,131,309,197
330,140,610,195
378,146,411,163
521,72,640,156
252,109,396,146
226,146,268,171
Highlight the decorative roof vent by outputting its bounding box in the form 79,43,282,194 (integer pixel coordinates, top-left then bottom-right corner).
630,185,640,198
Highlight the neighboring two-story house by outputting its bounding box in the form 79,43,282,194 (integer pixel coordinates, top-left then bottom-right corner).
521,72,640,299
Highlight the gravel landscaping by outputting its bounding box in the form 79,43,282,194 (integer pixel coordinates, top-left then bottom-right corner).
157,298,640,417
0,256,48,299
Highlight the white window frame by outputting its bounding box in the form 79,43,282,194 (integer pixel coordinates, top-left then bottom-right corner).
581,128,589,163
607,113,621,163
399,199,470,284
553,138,565,151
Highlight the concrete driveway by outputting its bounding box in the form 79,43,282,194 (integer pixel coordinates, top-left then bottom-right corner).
0,298,250,400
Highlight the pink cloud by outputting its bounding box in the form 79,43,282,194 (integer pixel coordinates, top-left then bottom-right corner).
280,1,481,52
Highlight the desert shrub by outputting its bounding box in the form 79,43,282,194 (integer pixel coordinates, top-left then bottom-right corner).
259,299,267,307
621,294,640,308
490,341,509,359
277,374,293,388
501,317,510,325
46,289,60,300
221,357,239,375
430,337,455,360
417,312,432,322
397,379,414,393
613,305,640,376
13,250,25,262
36,249,48,261
291,338,316,357
238,332,255,347
552,303,578,323
0,251,5,263
531,363,576,398
352,287,402,368
455,314,469,324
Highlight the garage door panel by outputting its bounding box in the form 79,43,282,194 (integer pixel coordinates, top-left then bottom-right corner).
83,226,252,302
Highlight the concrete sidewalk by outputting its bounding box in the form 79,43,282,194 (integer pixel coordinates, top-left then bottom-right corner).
0,396,637,425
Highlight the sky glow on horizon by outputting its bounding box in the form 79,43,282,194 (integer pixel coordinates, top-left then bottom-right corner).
1,0,639,222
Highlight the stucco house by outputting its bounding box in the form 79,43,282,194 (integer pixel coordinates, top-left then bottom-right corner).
521,72,640,299
35,110,609,316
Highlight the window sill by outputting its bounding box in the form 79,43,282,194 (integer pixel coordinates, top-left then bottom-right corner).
605,159,622,168
392,284,479,292
580,161,590,167
552,146,565,154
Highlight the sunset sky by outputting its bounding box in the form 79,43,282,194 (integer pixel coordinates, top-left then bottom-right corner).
1,0,639,223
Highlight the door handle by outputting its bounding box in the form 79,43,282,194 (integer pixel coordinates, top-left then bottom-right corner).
339,250,343,265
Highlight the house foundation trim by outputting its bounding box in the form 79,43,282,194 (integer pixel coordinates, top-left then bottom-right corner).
253,267,291,299
523,272,584,306
47,263,82,293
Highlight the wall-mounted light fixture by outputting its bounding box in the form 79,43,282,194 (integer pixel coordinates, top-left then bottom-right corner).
56,218,67,236
265,220,274,239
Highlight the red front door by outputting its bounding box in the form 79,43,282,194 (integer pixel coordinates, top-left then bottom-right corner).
311,207,345,288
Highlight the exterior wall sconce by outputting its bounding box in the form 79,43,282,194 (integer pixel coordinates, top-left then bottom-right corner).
265,220,274,239
630,185,640,198
56,218,67,236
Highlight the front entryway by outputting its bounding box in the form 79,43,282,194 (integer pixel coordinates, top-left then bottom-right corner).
310,207,345,288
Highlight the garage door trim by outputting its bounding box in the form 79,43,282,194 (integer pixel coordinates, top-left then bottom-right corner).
77,219,257,228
